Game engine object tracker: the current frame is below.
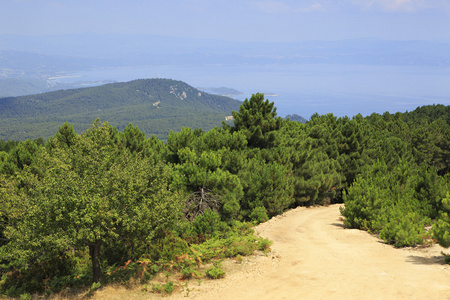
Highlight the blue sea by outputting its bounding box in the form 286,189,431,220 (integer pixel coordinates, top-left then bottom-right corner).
53,64,450,119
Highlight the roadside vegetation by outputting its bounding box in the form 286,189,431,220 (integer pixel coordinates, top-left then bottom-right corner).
0,94,449,298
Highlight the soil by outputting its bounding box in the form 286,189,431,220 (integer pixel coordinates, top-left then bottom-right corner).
93,204,450,300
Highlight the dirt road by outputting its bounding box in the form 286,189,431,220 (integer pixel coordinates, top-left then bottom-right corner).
95,204,450,299
175,204,450,300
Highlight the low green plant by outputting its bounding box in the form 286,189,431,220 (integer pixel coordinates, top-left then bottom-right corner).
19,293,32,300
205,261,226,279
148,233,191,261
162,281,175,294
180,265,196,279
180,264,202,280
257,237,273,252
140,271,152,284
151,283,162,293
235,254,243,263
224,240,257,257
182,281,190,297
86,282,101,297
440,252,450,264
250,206,269,224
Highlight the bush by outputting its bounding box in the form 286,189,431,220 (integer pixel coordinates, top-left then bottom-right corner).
434,214,450,248
191,209,221,235
0,254,79,296
378,208,428,247
19,293,31,300
250,206,269,224
86,282,102,297
162,281,175,294
256,237,273,252
342,160,435,247
224,240,257,257
205,262,226,279
147,233,191,262
178,209,231,244
151,283,162,293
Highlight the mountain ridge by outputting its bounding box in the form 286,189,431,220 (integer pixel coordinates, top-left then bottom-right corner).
0,78,242,141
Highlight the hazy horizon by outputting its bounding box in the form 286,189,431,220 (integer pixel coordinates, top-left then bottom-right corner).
2,1,450,41
1,0,449,119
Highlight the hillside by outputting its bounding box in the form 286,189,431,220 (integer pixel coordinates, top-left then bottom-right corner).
0,78,242,140
285,113,307,123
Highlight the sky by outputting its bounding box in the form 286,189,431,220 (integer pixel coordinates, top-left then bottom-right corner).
1,0,450,41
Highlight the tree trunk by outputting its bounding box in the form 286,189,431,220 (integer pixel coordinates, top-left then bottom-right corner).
89,241,102,283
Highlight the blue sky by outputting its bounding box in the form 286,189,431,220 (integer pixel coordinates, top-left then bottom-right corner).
2,0,450,41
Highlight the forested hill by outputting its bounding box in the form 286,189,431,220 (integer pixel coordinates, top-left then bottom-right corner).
0,78,242,140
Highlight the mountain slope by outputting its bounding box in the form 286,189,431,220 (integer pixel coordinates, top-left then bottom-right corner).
0,78,242,140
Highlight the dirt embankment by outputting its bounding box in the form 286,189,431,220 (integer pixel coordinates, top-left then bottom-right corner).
96,205,450,300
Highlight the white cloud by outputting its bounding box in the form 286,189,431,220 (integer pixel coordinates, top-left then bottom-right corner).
369,0,425,12
344,0,450,12
251,1,324,13
295,3,323,13
252,1,290,13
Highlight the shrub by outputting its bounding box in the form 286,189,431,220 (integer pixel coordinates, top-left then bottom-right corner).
342,160,435,247
86,282,101,297
162,281,175,294
180,265,202,280
378,208,428,247
250,206,269,224
147,233,191,262
187,209,224,243
224,240,257,257
19,293,31,300
205,262,226,279
151,283,162,293
257,237,273,252
0,254,78,296
433,192,450,249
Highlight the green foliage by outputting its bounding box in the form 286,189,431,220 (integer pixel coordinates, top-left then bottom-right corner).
19,293,31,300
150,281,175,294
228,92,282,148
147,233,191,262
0,140,19,153
341,161,394,230
433,193,450,248
413,164,448,219
163,281,175,294
257,237,273,252
0,79,242,141
172,147,243,220
1,120,183,285
46,122,77,150
378,207,429,247
239,157,294,218
249,206,269,224
180,265,201,280
86,282,102,297
0,252,87,296
205,262,226,279
151,283,163,293
274,118,343,205
189,210,223,241
189,221,269,261
341,159,444,247
1,98,449,297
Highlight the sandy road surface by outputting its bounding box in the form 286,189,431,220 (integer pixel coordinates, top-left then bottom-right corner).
95,205,450,299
